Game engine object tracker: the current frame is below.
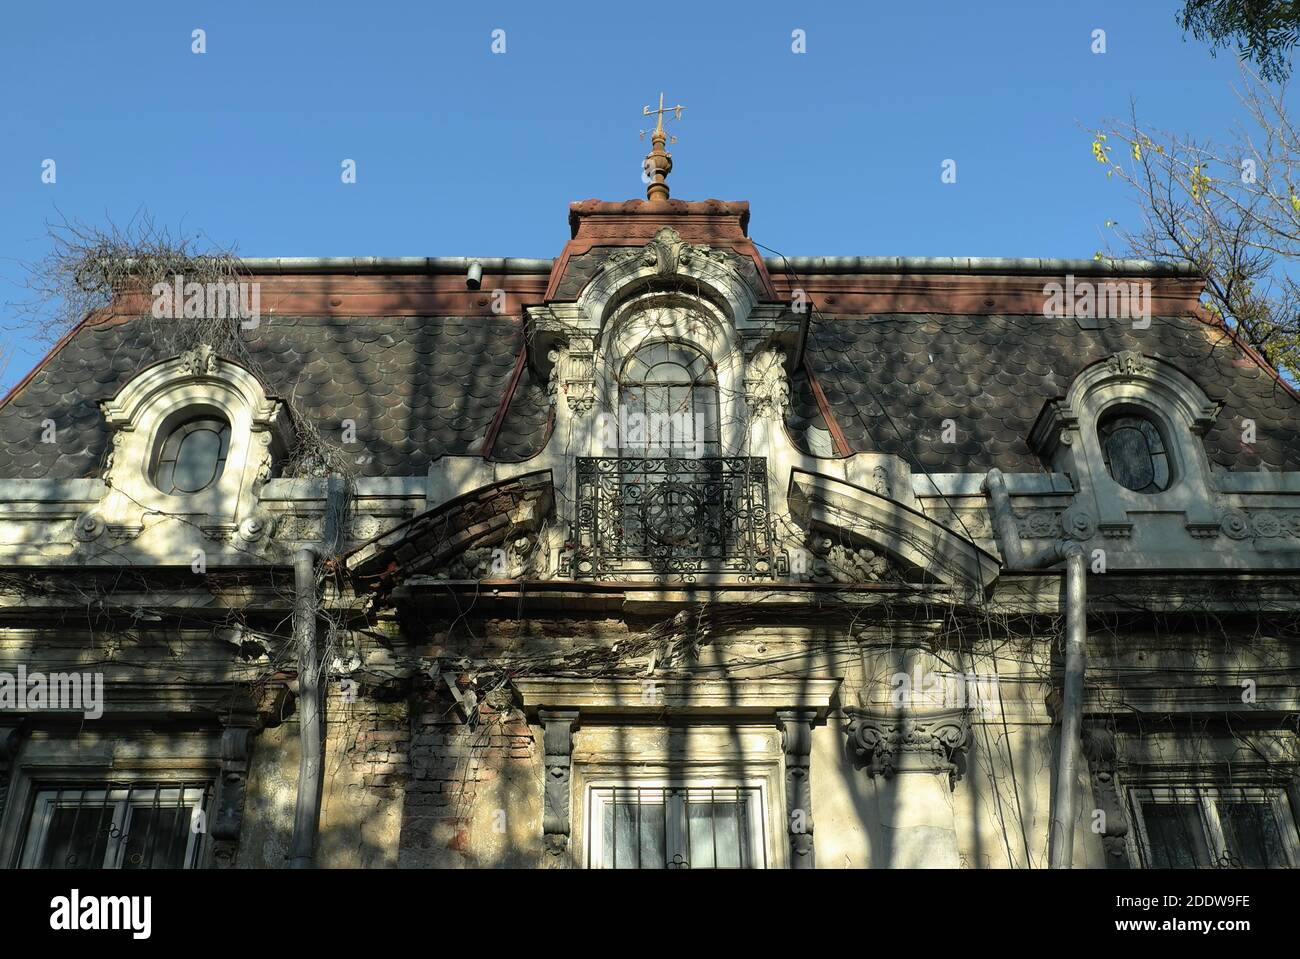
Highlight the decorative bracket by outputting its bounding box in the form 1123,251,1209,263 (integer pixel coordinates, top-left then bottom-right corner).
1082,727,1130,868
777,709,816,869
539,708,580,868
209,721,259,868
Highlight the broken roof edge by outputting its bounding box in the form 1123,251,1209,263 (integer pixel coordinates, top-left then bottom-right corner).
762,256,1200,277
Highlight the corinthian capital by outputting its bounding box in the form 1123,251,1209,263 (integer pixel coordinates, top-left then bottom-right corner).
843,707,970,782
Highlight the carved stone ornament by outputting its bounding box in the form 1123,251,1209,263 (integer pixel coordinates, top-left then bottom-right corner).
1106,350,1148,377
1081,728,1130,868
744,349,791,420
843,707,970,785
74,512,106,543
235,513,276,547
1220,509,1253,541
539,709,579,868
636,226,729,278
211,724,257,867
547,337,596,415
778,710,816,869
1059,506,1097,541
181,343,219,376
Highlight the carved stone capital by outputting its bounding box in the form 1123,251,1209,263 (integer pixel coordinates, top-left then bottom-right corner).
843,707,970,783
547,337,596,415
539,708,579,868
744,348,790,420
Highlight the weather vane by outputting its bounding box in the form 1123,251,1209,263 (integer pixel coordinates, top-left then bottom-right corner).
640,92,685,202
640,92,685,144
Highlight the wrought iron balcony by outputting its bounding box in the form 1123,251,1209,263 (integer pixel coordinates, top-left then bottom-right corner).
570,457,775,581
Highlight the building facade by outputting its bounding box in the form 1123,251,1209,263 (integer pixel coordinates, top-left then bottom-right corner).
1,178,1299,869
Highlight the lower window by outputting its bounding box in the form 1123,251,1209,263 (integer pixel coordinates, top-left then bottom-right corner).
586,785,766,869
19,783,212,869
1129,786,1299,868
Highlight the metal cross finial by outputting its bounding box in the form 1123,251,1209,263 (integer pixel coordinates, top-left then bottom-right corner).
640,92,684,144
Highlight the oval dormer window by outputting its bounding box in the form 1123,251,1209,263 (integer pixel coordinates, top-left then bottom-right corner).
1098,411,1170,494
154,416,231,495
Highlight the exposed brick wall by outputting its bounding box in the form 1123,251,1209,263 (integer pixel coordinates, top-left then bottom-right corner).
399,692,539,867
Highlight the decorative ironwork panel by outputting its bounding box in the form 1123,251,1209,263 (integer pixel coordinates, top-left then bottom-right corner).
572,457,774,581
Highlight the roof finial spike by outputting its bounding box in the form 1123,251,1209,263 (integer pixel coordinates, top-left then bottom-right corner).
641,92,684,201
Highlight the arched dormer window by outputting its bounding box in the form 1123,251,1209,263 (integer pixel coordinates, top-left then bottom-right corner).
1030,351,1223,540
618,341,719,457
87,346,291,550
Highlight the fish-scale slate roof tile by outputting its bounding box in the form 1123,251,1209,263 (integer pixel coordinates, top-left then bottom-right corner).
3,309,1297,481
794,313,1300,473
0,315,543,479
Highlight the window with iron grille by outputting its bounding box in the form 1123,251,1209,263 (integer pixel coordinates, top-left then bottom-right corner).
19,783,212,869
1128,786,1300,868
571,457,775,580
586,785,766,869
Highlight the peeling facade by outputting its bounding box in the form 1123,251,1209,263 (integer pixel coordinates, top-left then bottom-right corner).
2,190,1299,870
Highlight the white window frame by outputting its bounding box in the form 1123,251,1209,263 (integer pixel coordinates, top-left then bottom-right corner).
584,779,771,869
19,784,211,869
1127,785,1300,869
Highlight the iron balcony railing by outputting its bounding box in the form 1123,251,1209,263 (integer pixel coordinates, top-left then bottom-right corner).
570,457,775,581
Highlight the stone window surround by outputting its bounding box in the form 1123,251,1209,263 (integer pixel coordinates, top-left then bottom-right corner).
1124,784,1300,869
96,349,291,528
578,766,781,870
595,290,747,458
1031,352,1223,537
0,730,221,869
515,677,838,869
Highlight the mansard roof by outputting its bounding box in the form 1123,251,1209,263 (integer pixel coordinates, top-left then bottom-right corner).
2,305,1296,482
1,197,1297,481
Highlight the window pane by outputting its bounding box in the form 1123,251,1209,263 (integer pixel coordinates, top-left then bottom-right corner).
638,799,667,869
1100,414,1169,493
1105,426,1156,490
172,427,225,493
1141,802,1211,868
1219,802,1288,868
122,804,194,869
687,798,716,868
39,803,113,869
602,792,666,868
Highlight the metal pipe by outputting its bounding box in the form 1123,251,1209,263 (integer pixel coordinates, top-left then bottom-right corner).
1049,545,1087,869
288,546,321,869
981,468,1023,568
982,470,1088,869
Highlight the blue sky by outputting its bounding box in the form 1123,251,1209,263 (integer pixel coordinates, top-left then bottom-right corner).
0,1,1270,388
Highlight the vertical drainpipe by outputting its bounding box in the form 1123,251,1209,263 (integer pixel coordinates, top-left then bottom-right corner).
983,469,1087,869
1050,545,1087,869
288,545,321,868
